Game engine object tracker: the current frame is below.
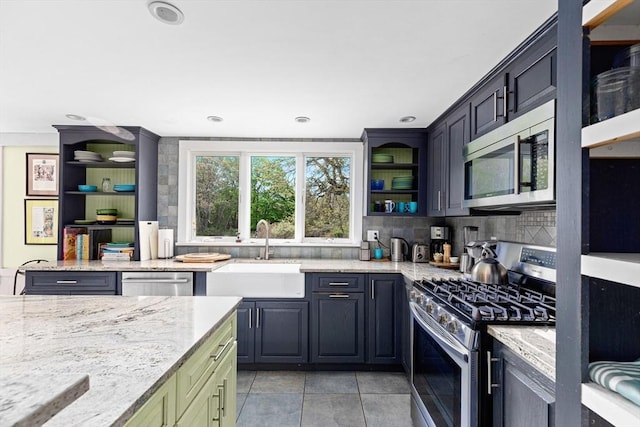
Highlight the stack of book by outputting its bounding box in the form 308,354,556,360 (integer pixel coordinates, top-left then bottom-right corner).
101,242,134,261
63,228,111,260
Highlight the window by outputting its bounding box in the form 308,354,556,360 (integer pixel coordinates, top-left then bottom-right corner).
178,141,363,245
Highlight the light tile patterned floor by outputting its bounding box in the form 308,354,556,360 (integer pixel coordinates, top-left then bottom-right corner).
236,371,414,427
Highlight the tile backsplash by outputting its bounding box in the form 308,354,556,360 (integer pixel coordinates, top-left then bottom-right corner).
158,137,556,259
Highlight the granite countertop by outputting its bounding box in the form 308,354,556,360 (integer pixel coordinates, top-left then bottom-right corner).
0,295,241,426
21,258,463,281
487,325,556,381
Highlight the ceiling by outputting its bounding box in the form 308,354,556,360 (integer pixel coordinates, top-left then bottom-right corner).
0,0,558,139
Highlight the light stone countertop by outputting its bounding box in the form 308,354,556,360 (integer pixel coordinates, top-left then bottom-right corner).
0,373,89,427
22,258,463,282
0,295,241,426
487,325,556,381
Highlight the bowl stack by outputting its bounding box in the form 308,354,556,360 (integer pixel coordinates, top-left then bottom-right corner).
109,151,135,163
96,208,117,225
371,153,394,163
74,150,103,162
391,176,414,190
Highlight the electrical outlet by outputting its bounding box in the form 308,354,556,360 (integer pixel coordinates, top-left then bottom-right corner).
367,230,379,241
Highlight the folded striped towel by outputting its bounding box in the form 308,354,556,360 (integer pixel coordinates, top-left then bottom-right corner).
589,358,640,407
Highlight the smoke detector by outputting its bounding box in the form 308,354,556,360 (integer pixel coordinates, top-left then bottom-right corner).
148,1,184,25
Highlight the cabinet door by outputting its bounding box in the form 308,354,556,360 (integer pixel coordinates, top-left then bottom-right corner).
311,293,365,363
216,344,237,427
124,374,176,427
427,122,446,217
491,340,555,427
367,274,401,364
470,75,507,140
236,302,255,364
25,271,117,295
445,106,471,216
255,301,309,363
507,27,556,120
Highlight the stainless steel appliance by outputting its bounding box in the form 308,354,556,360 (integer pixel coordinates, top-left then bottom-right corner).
408,241,556,427
390,237,410,262
121,271,194,296
411,243,429,263
429,226,450,260
463,99,555,210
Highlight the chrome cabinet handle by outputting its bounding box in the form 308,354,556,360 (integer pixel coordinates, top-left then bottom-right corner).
487,350,500,394
503,85,508,117
438,190,441,211
211,336,234,361
329,282,349,287
493,90,498,122
371,280,375,300
220,379,227,417
248,308,252,329
56,280,77,284
256,307,260,328
121,278,189,283
329,294,349,298
514,135,521,195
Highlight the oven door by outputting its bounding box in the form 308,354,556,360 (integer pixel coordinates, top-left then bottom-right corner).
410,302,478,427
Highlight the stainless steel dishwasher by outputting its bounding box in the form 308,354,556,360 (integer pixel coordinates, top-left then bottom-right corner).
121,272,194,296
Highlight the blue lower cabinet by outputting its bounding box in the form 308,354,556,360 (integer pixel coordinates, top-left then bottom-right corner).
237,300,308,364
24,271,117,295
311,291,366,363
367,274,402,364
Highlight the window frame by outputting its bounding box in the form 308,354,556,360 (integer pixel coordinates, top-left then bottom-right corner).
178,140,363,246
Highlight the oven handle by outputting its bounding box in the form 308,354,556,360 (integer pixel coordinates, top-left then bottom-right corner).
410,302,470,364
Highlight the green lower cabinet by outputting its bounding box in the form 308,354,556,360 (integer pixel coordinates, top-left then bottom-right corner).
124,374,177,427
176,343,237,427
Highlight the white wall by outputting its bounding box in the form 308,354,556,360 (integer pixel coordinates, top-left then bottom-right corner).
0,132,58,294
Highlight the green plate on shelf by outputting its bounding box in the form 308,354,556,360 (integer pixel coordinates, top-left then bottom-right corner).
74,219,96,225
371,154,394,163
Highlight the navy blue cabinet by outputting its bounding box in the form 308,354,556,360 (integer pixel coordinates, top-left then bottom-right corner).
237,300,309,364
470,74,508,140
367,274,402,364
427,105,470,217
25,271,117,295
491,339,555,427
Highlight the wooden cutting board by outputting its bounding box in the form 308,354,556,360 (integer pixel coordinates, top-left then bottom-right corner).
175,253,231,263
429,261,460,269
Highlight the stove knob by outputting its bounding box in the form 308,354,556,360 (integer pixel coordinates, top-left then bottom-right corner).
409,290,417,301
416,295,424,305
438,313,448,326
447,320,459,334
425,301,434,313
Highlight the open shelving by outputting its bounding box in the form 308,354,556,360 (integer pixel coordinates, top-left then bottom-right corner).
579,1,640,424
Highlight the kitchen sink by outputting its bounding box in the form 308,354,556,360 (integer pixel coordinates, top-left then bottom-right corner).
206,263,305,298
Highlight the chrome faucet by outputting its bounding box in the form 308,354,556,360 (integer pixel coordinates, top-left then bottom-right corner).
256,219,271,260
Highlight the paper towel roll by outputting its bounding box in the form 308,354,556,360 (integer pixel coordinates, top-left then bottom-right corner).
138,221,159,261
158,229,174,259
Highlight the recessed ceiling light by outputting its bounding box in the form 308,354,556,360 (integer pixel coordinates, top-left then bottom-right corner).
207,115,223,122
148,1,184,25
399,116,416,123
295,116,310,123
65,114,86,121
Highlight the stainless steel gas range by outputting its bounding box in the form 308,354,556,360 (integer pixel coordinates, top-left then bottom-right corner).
408,241,556,427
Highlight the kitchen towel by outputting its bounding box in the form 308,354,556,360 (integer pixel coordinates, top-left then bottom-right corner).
589,357,640,406
138,221,159,261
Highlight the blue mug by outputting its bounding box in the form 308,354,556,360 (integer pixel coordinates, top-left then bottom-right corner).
408,201,418,213
373,248,383,259
397,202,406,213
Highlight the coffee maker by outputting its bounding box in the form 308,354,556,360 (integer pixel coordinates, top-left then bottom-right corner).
429,226,450,259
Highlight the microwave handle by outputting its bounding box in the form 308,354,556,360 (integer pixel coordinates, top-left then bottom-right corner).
514,135,521,195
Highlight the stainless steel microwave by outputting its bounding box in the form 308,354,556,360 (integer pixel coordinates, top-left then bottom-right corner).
463,99,555,209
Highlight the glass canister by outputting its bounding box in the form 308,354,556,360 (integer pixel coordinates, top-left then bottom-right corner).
102,177,111,192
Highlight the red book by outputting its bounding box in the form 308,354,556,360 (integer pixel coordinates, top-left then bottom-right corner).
63,227,87,260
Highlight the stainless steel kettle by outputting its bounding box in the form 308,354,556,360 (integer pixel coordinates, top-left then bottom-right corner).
470,244,508,285
390,237,409,262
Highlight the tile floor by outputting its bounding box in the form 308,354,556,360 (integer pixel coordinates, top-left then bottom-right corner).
236,370,415,427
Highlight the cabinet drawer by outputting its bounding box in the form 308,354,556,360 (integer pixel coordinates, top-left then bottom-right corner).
25,271,117,295
176,313,236,418
311,273,365,292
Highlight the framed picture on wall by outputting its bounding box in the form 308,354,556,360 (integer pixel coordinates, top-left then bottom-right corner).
26,153,59,196
24,199,58,245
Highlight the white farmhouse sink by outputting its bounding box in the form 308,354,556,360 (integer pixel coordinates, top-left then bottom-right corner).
206,263,305,298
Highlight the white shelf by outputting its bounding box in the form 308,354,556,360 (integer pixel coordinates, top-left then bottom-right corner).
581,253,640,288
582,382,640,426
582,108,640,149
